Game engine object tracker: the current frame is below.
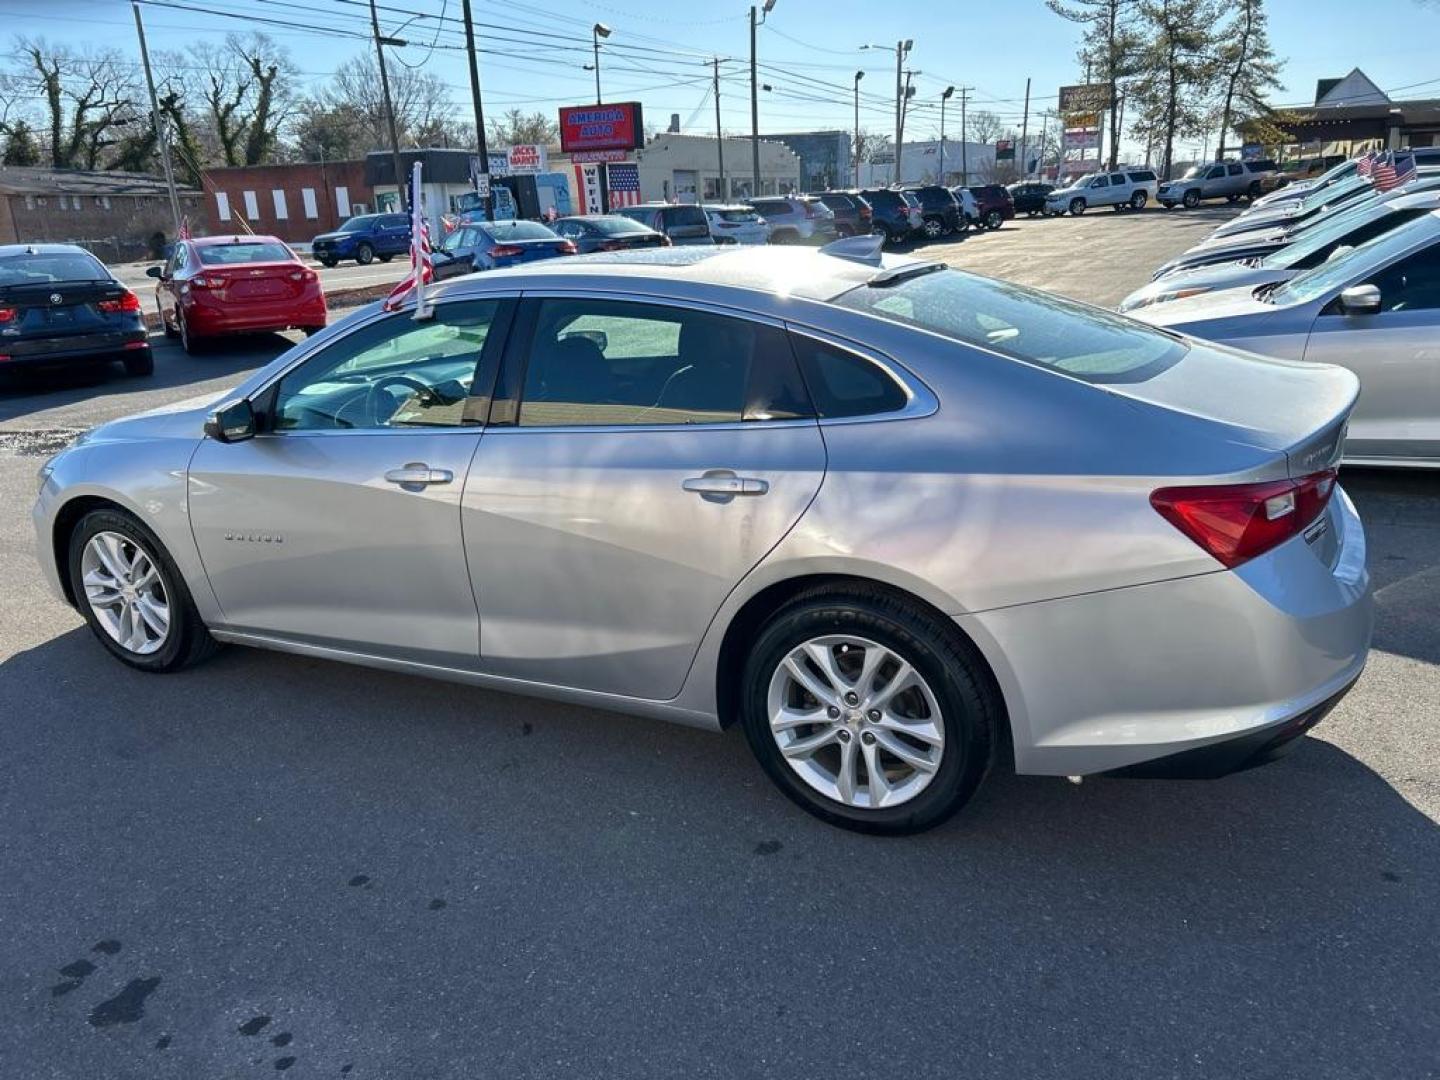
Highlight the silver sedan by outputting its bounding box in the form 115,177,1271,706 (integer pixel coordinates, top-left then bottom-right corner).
1134,209,1440,467
34,242,1372,833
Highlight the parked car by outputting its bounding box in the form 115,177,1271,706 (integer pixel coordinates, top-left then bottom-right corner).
1044,169,1159,215
813,191,872,238
36,244,1371,834
432,220,576,279
1206,169,1438,241
901,185,966,239
956,187,979,226
614,203,714,246
551,214,670,253
746,195,838,245
151,235,326,355
1259,155,1349,194
1158,159,1277,208
310,213,411,266
1132,208,1440,466
701,204,770,245
1008,182,1056,217
964,184,1015,229
1149,175,1440,279
1119,190,1440,311
859,188,923,245
0,243,151,379
1249,149,1440,212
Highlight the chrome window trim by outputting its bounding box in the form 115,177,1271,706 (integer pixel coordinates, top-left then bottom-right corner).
783,323,939,427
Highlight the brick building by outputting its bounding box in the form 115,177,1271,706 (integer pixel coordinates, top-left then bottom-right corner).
201,160,373,243
0,167,203,262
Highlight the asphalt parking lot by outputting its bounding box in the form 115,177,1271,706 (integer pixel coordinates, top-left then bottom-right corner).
2,208,1437,1079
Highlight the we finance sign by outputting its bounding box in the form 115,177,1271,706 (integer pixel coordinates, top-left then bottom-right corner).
559,103,644,154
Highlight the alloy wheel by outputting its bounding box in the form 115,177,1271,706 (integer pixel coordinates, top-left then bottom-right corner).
766,634,945,810
923,218,943,239
80,531,171,656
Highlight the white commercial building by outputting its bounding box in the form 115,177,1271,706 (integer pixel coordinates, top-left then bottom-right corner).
630,133,802,202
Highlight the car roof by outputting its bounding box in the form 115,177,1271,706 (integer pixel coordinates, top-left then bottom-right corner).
426,244,914,304
0,242,98,257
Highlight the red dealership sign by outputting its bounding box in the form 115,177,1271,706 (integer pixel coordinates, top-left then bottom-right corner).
559,102,645,155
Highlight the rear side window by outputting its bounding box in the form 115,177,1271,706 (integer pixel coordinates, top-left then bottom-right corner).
863,191,899,208
1127,170,1156,182
833,268,1186,384
664,206,707,228
790,334,907,419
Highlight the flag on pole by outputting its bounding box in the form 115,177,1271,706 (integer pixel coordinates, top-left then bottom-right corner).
1356,150,1378,178
383,162,434,317
177,216,191,240
1373,150,1415,192
604,162,642,209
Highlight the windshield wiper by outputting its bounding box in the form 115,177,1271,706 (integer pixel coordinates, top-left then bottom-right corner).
1253,281,1282,304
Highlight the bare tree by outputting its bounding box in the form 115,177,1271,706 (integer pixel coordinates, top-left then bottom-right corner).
14,39,142,169
488,108,558,148
323,53,454,150
966,109,1005,146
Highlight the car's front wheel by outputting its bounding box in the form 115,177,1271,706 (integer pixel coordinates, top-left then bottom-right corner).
68,508,221,673
741,586,997,834
355,242,375,265
1183,189,1201,209
1069,198,1086,216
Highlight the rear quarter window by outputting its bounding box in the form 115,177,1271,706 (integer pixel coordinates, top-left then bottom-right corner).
790,335,908,418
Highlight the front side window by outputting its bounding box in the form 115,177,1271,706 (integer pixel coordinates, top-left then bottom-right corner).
1365,243,1440,312
518,299,792,427
834,268,1186,384
273,301,500,431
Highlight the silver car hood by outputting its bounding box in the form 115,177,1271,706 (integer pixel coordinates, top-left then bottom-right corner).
85,390,228,444
1120,264,1294,311
1128,284,1277,328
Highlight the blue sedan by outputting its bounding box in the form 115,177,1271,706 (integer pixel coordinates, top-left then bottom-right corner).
433,220,576,279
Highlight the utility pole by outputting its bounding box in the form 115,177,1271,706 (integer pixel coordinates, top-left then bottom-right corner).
1038,110,1052,179
939,86,954,183
1018,77,1031,179
131,2,182,236
958,87,972,186
368,0,407,211
897,70,916,156
592,22,612,212
460,0,493,220
893,43,903,185
853,70,864,187
710,58,725,196
750,1,775,195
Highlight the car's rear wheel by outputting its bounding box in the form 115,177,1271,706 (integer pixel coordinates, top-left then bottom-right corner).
921,216,944,240
1183,189,1201,209
158,300,179,339
122,347,153,377
741,586,997,834
355,242,375,265
68,509,221,673
1130,190,1147,210
1069,198,1086,216
984,209,1003,229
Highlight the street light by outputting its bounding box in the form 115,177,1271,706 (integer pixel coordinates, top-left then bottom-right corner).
853,70,865,187
861,40,912,185
939,85,954,183
750,0,777,194
592,22,610,105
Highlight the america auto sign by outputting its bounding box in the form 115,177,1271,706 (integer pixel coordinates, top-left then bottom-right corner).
558,102,645,155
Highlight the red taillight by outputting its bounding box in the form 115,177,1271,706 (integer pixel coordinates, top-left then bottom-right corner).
0,306,15,324
189,276,220,289
1150,469,1337,568
97,291,142,314
490,244,524,258
288,269,318,283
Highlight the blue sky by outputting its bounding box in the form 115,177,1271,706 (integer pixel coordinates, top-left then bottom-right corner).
17,0,1440,159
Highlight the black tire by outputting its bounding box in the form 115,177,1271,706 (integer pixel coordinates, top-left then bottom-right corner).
1027,208,1040,218
122,347,154,377
355,242,375,265
1247,180,1263,199
67,508,222,674
1225,193,1242,204
1182,189,1201,209
318,255,337,268
921,216,944,240
1130,191,1147,210
740,584,999,835
378,253,394,263
1069,198,1086,216
1160,201,1175,209
158,301,179,339
984,209,1003,230
178,309,204,356
770,230,797,245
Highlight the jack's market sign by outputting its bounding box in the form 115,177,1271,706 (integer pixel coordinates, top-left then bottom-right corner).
559,102,645,154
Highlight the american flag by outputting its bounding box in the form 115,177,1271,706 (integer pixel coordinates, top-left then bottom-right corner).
1372,150,1416,192
384,162,434,316
1356,150,1378,178
605,162,642,209
177,216,191,240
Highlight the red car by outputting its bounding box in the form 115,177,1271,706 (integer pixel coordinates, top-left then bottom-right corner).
150,235,327,354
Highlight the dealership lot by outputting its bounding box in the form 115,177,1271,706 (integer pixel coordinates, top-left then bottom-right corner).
2,208,1438,1078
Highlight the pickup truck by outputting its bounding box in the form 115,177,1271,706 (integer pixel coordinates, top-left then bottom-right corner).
1158,159,1277,209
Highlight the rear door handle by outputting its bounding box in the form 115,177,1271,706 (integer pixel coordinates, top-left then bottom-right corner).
682,472,769,499
384,463,454,487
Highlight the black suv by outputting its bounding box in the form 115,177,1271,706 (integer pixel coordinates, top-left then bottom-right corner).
813,191,872,237
858,188,922,246
1008,182,1055,217
903,185,966,238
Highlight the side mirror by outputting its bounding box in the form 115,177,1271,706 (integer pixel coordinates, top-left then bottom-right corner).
204,399,256,443
146,265,163,279
1339,284,1382,316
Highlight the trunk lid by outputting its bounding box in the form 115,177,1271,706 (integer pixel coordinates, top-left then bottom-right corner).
0,279,131,338
198,261,308,305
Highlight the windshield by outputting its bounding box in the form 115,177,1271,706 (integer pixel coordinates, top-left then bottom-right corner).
197,241,293,265
340,216,378,233
1271,213,1439,306
1268,203,1423,269
834,268,1186,384
0,251,108,284
1180,165,1204,180
1298,174,1369,213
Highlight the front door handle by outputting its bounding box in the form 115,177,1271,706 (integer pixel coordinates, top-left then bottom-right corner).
682,471,769,501
384,463,454,487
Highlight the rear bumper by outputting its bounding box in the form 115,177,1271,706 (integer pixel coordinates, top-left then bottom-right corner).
185,298,328,334
1,329,149,368
957,488,1373,777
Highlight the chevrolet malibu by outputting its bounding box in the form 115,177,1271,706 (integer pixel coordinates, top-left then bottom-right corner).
34,242,1372,834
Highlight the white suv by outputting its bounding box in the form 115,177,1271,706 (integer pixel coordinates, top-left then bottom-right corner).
1044,169,1159,215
